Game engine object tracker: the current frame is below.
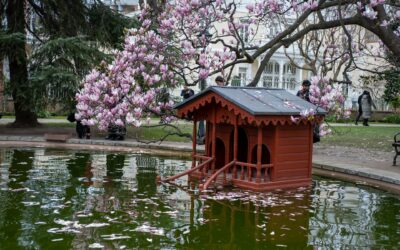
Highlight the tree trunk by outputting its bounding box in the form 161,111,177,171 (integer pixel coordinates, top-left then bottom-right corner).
6,0,39,127
0,59,3,113
139,0,166,19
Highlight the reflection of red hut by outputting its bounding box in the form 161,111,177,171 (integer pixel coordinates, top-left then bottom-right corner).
167,86,325,191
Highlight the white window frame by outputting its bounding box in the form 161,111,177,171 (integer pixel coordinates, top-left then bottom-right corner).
262,61,280,88
238,67,248,86
238,20,250,44
282,63,297,90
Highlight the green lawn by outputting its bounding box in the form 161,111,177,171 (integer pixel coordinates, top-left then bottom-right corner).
321,126,398,152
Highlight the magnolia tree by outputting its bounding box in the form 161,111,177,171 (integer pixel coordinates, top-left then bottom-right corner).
76,0,399,135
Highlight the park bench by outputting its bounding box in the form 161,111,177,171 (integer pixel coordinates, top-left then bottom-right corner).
393,132,400,166
44,133,71,142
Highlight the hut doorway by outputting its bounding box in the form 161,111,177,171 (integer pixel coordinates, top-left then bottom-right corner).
209,138,226,169
229,127,248,163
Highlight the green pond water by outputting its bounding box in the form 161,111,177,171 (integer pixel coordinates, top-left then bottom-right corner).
0,148,399,249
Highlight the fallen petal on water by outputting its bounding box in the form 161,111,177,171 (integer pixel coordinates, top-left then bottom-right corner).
88,243,104,249
51,238,63,242
11,188,30,192
134,225,165,236
85,223,110,228
22,201,40,206
101,234,131,240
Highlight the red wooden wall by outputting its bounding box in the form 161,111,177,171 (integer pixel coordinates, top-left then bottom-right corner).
273,124,313,181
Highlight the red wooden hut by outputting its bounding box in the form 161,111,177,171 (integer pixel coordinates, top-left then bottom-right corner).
164,86,325,191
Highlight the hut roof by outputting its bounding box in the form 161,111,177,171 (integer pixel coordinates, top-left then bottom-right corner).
175,86,327,116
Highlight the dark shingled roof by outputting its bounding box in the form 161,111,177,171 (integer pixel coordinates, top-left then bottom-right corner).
174,86,327,116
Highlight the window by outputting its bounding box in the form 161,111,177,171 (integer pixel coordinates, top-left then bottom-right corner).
282,63,297,90
268,22,279,38
262,61,279,88
238,20,250,43
238,67,248,86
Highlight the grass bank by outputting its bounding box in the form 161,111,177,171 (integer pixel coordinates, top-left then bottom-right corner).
0,119,398,152
321,126,398,152
43,122,193,142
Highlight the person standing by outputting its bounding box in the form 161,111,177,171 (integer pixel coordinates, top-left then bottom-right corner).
296,80,311,102
67,113,90,139
359,91,376,126
180,85,194,100
297,80,320,143
355,91,364,125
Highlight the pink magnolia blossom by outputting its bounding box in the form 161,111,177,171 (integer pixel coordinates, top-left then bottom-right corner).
246,3,255,13
319,123,332,137
199,68,209,80
291,76,348,137
303,0,318,10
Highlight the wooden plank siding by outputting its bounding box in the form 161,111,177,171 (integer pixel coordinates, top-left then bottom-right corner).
274,124,312,181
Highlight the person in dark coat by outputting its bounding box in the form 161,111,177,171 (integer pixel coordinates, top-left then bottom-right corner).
356,90,376,126
296,80,311,102
67,113,90,139
180,85,194,100
297,80,319,143
355,92,364,125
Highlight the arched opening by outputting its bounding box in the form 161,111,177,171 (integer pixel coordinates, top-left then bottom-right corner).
229,127,248,163
215,138,225,169
251,144,270,164
251,144,271,181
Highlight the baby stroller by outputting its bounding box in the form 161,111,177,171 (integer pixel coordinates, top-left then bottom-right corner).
105,125,126,140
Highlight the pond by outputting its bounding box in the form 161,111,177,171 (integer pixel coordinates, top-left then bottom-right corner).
0,148,399,249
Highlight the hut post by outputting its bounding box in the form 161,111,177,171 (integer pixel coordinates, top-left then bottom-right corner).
233,117,238,179
205,121,210,155
192,119,197,169
256,125,262,183
271,126,278,182
211,109,217,173
308,122,313,178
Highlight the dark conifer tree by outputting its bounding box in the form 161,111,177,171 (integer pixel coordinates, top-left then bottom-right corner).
0,0,137,126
